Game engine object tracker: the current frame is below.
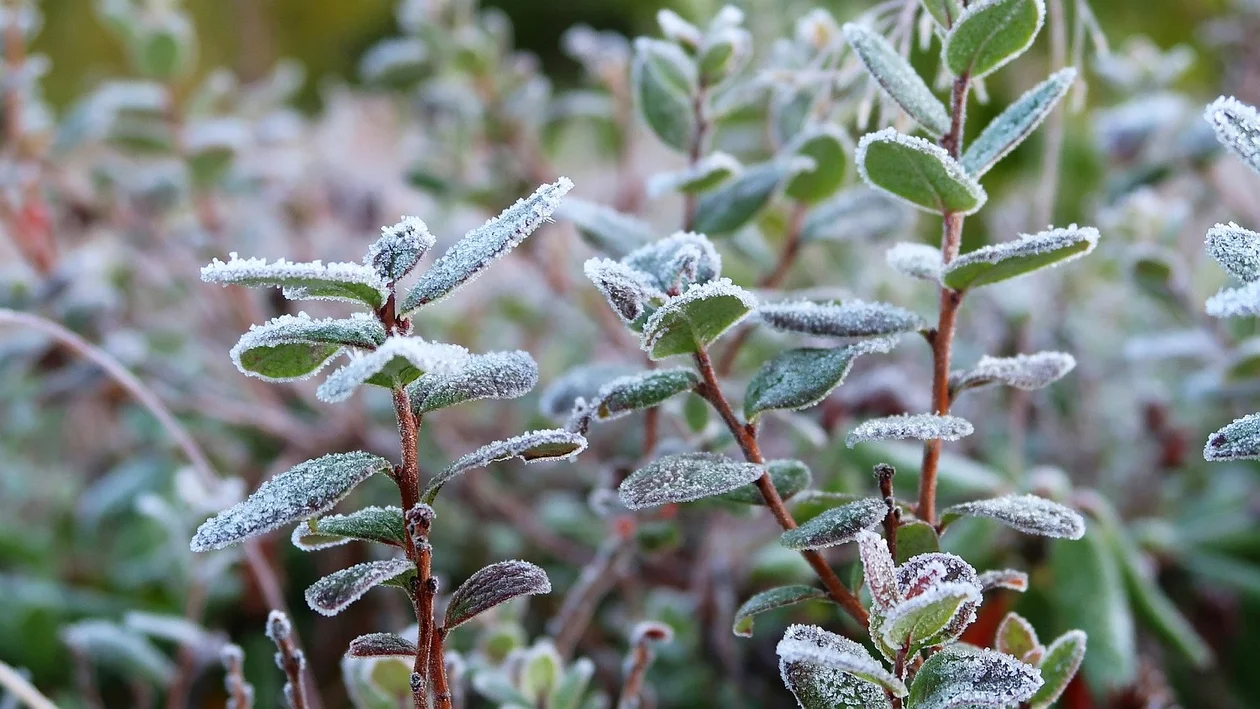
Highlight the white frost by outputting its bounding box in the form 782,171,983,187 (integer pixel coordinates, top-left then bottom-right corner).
951,352,1077,392
846,414,974,448
776,624,907,698
583,257,664,324
620,452,764,510
200,253,389,307
943,494,1086,539
1204,96,1260,176
1206,222,1260,283
857,530,901,611
408,350,539,413
316,336,470,403
229,312,385,383
758,299,926,338
304,558,414,616
886,242,943,282
1206,281,1260,318
366,215,435,282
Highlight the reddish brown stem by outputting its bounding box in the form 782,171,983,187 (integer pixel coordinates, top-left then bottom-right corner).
429,629,452,709
692,348,869,625
876,464,899,561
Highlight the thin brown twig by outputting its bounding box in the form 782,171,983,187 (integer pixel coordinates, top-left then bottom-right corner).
268,613,310,709
429,629,452,709
692,347,869,625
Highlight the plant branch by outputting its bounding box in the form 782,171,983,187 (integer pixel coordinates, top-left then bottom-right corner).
876,464,899,562
692,348,869,625
0,661,56,709
429,628,452,709
681,84,711,231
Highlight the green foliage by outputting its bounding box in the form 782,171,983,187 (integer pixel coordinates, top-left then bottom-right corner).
732,585,828,637
943,0,1046,79
857,129,987,215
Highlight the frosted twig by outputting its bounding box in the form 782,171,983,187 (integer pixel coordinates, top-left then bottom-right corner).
0,662,56,709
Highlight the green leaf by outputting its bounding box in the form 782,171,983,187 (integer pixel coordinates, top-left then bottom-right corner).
744,340,896,420
230,314,386,382
201,254,388,309
856,129,986,215
941,225,1099,291
683,392,710,432
698,27,751,86
950,352,1076,394
1204,96,1260,176
305,558,414,616
445,560,551,630
555,198,655,258
758,300,926,338
423,430,587,504
632,38,697,152
594,368,700,421
347,633,418,659
893,521,939,564
847,414,974,448
777,624,906,702
622,232,723,292
61,621,175,686
719,459,813,505
770,85,818,148
788,491,864,524
733,585,828,637
1204,412,1260,461
921,0,964,28
365,216,435,283
402,178,574,312
943,0,1046,80
995,612,1041,661
692,160,801,234
191,451,393,552
647,152,741,197
408,350,538,414
640,279,756,359
784,126,850,204
940,494,1086,539
907,645,1042,709
316,337,470,403
292,506,405,551
874,582,979,655
620,452,764,509
842,23,949,136
962,68,1076,176
1050,530,1136,692
780,498,886,551
1029,630,1086,709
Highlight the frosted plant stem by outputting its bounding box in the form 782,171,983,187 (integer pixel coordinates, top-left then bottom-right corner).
918,73,971,526
682,83,711,231
390,387,433,709
272,624,309,709
0,661,56,709
692,348,869,625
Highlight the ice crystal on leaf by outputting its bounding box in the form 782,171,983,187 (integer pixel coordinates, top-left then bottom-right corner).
744,338,898,419
997,612,1040,661
857,530,901,610
875,580,981,654
907,645,1042,709
408,350,538,414
941,494,1086,539
538,364,636,419
316,336,470,403
962,68,1076,177
201,253,389,308
950,352,1076,393
758,300,926,339
943,0,1046,80
1204,96,1260,176
1204,412,1260,461
846,414,974,448
978,568,1030,593
583,258,664,324
842,22,950,136
856,128,987,216
402,178,573,313
779,498,886,550
445,560,552,630
423,429,587,503
720,459,812,505
304,558,414,616
733,585,828,637
622,232,722,293
640,278,756,359
776,624,907,699
1206,281,1260,318
619,452,764,510
593,367,699,421
191,451,392,552
886,242,943,282
229,313,385,382
291,506,405,551
1206,222,1260,283
942,226,1099,291
1029,630,1087,708
366,215,435,283
347,633,418,659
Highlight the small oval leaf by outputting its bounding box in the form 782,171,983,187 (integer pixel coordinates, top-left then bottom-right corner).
632,38,696,152
941,494,1085,539
291,506,405,551
996,612,1041,660
424,429,587,503
1204,96,1260,176
962,68,1076,177
780,498,887,551
347,632,418,659
733,585,828,637
843,23,949,135
759,300,926,339
641,279,756,359
408,350,539,414
1206,221,1260,283
950,352,1076,394
907,645,1042,709
620,452,764,510
801,187,911,243
1029,630,1086,709
230,314,386,382
647,152,741,198
777,624,907,699
942,225,1099,291
201,253,388,308
943,0,1046,80
886,242,943,282
595,368,699,421
719,459,813,505
445,560,552,630
856,129,986,215
847,414,974,448
305,558,414,616
744,339,897,420
784,126,850,204
692,160,799,234
317,337,470,403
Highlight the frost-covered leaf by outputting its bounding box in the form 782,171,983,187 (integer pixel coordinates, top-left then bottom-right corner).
996,612,1040,661
779,655,892,709
698,25,751,86
856,129,986,215
1206,281,1260,318
843,23,949,136
408,350,538,414
922,0,964,28
1205,413,1260,461
846,414,974,448
583,258,664,325
1028,630,1086,709
423,429,587,503
941,494,1085,539
445,560,552,630
1206,222,1260,283
744,339,897,419
979,569,1029,593
347,633,418,659
693,160,802,234
230,313,385,382
305,558,414,616
733,585,828,637
943,0,1046,80
656,9,702,48
647,152,741,197
1050,531,1135,691
907,645,1042,709
874,581,981,654
759,300,926,339
623,232,722,292
801,187,910,243
962,68,1076,177
951,352,1076,394
593,367,699,420
619,452,764,510
857,530,901,610
777,624,907,699
886,242,942,281
402,178,574,311
366,216,435,283
316,337,470,402
291,506,405,551
719,459,813,505
942,226,1099,290
1204,96,1260,176
538,364,636,418
785,126,850,204
641,279,756,359
201,253,388,308
191,451,392,551
633,38,696,152
555,198,655,257
780,498,886,550
62,621,175,686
